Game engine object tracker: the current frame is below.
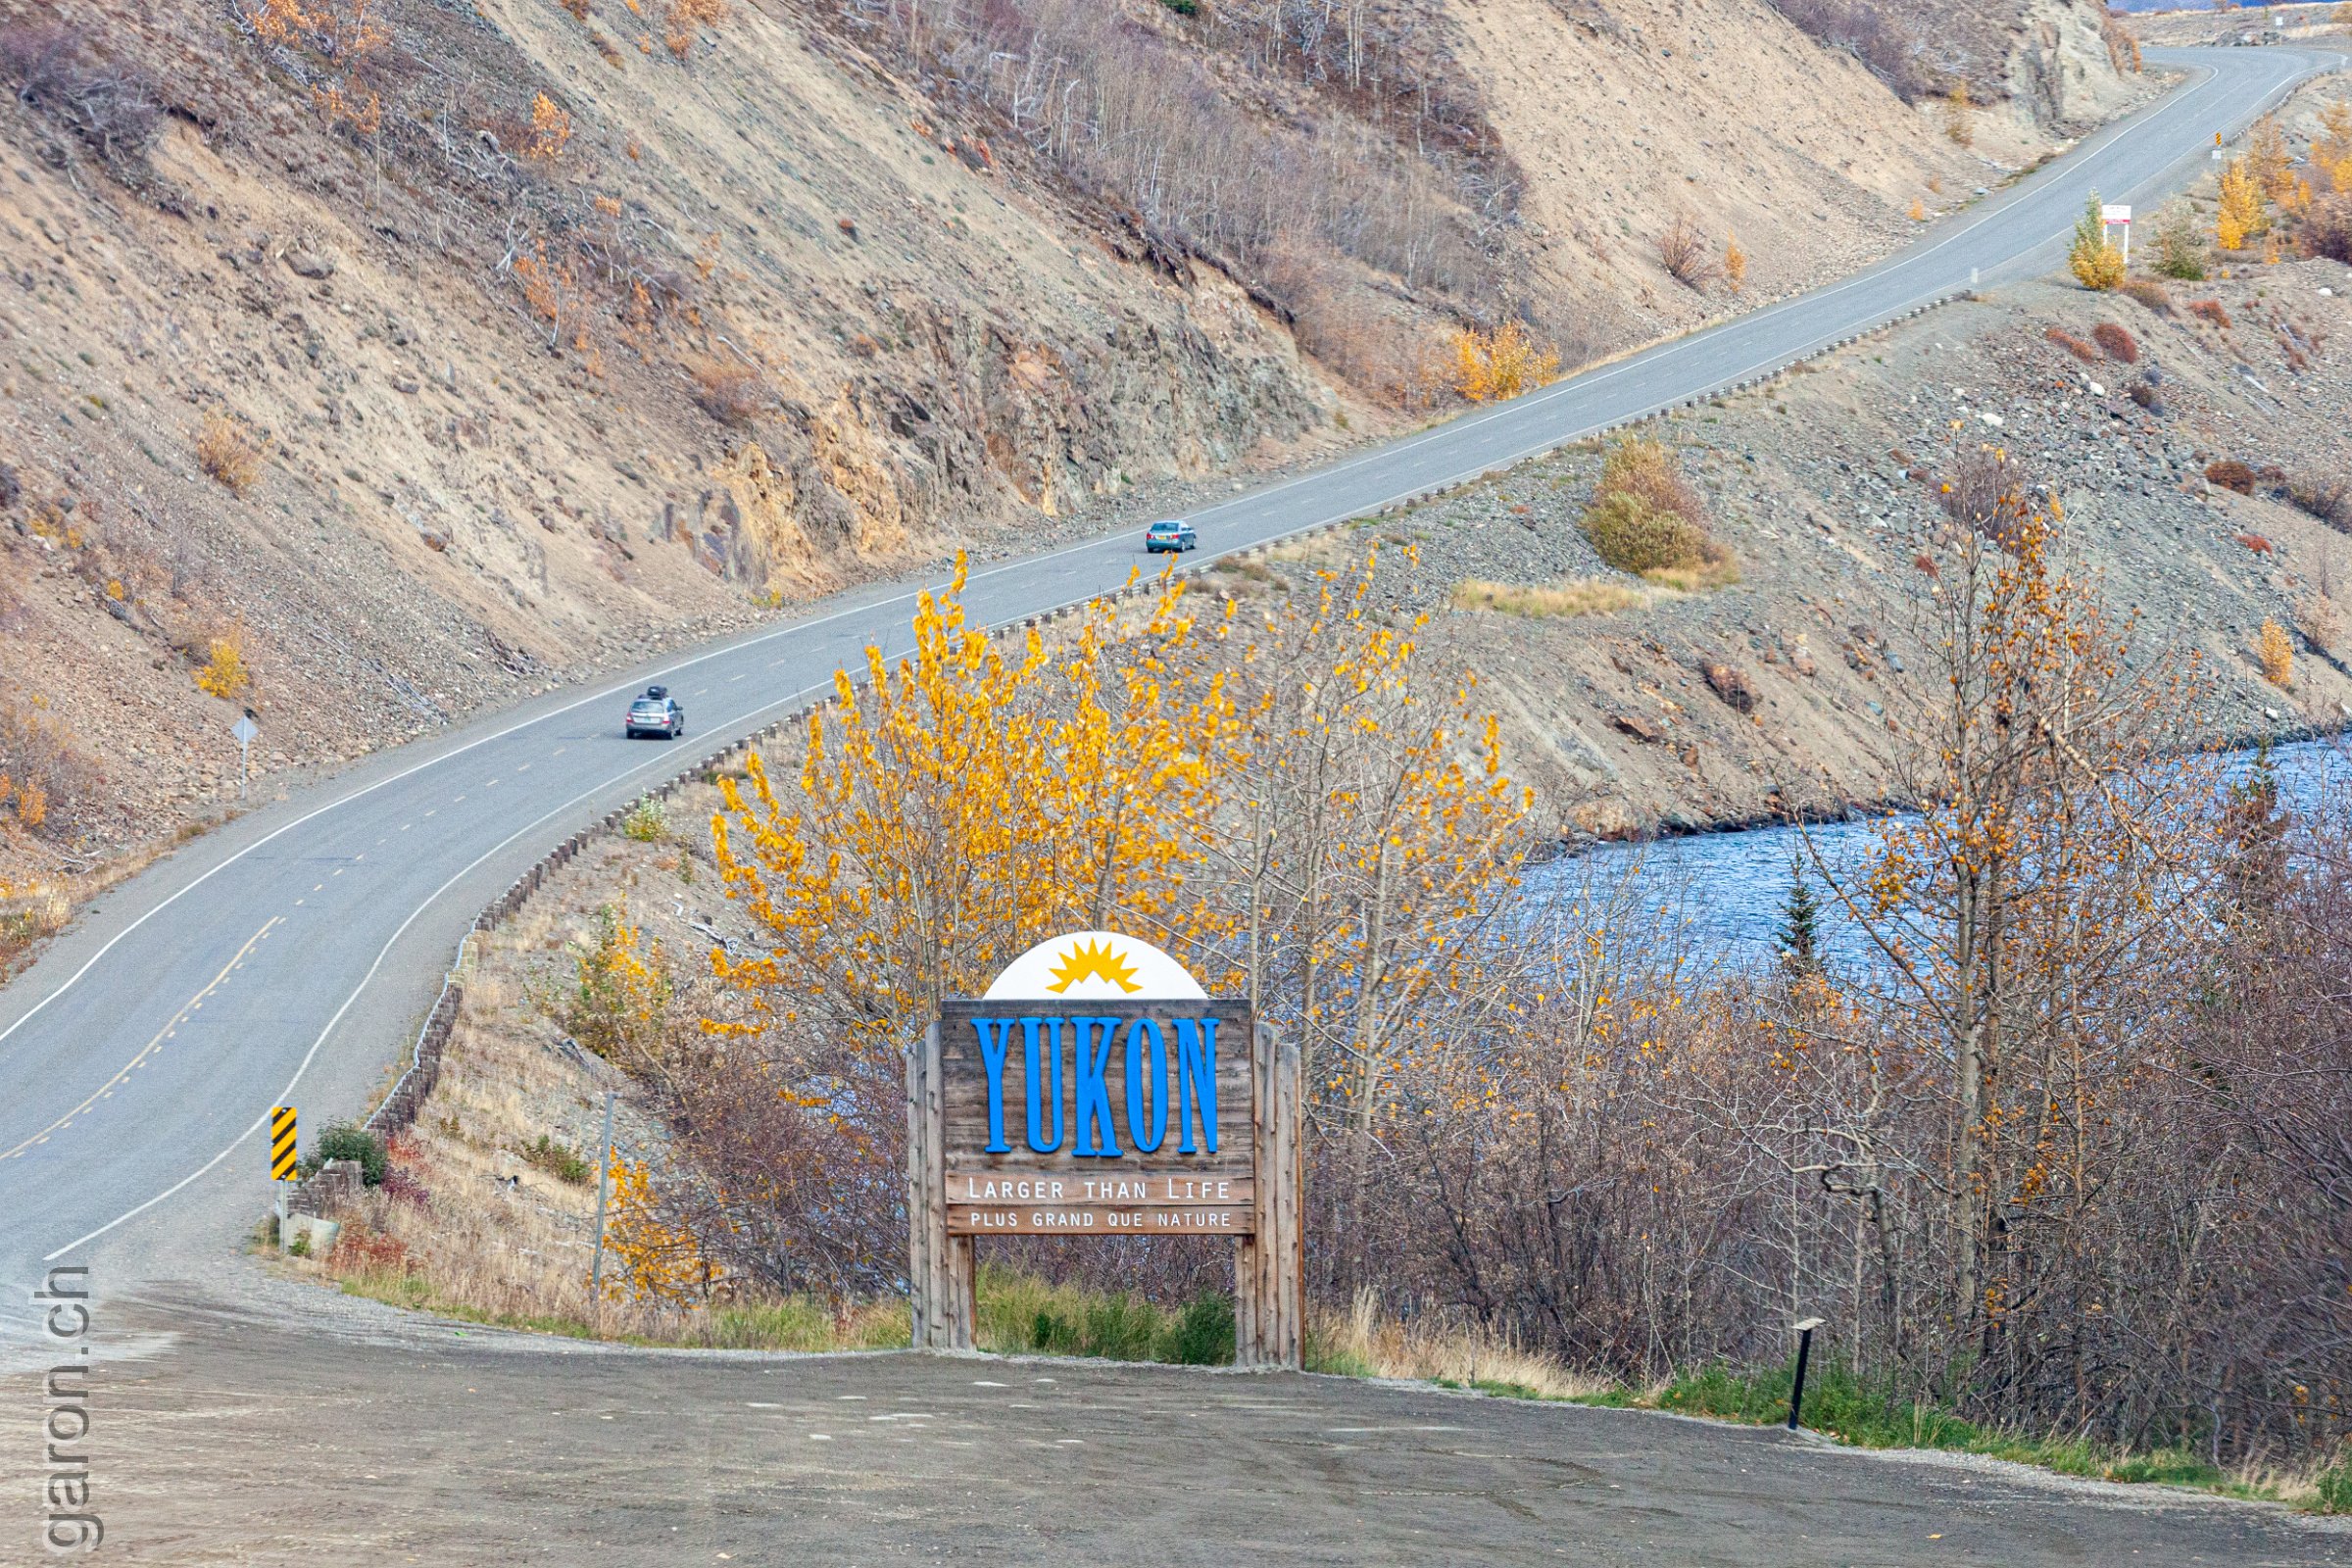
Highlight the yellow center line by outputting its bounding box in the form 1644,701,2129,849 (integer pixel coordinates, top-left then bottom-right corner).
0,915,284,1162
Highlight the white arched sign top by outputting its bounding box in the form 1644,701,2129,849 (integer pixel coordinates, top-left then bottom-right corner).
981,930,1207,1002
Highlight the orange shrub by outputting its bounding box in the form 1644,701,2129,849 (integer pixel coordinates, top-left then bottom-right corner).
1446,321,1560,404
524,92,571,162
195,626,253,700
662,0,723,57
2046,327,2097,363
2189,299,2232,328
2258,618,2294,688
195,411,262,495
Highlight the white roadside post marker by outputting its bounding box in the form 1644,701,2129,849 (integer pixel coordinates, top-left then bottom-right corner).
1788,1316,1826,1430
232,710,260,801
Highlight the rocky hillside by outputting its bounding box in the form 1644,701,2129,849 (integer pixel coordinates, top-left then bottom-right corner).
1772,0,2147,132
0,0,2137,899
1303,248,2352,842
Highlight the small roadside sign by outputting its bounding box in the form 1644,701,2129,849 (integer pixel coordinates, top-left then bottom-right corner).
232,710,259,800
2101,206,2132,266
271,1103,298,1252
270,1105,298,1180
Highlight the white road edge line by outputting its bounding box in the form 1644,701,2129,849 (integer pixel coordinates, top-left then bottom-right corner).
41,678,836,1263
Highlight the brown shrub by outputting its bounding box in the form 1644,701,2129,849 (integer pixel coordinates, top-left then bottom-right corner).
687,357,770,424
2118,277,2175,316
1937,444,2033,551
1656,216,1721,290
2302,194,2352,264
2290,473,2352,530
2207,459,2257,495
0,691,92,838
2092,321,2138,363
2045,326,2097,362
195,411,263,495
2300,591,2342,653
0,24,161,186
2190,298,2232,328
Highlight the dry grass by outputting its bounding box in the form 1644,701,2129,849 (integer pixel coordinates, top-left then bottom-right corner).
194,410,262,495
1450,576,1652,617
1312,1290,1612,1399
1642,557,1743,591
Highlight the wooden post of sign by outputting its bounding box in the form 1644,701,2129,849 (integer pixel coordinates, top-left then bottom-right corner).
906,1021,974,1349
1235,1024,1302,1369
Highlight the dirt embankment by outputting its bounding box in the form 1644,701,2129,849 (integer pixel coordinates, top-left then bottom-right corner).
0,0,2138,899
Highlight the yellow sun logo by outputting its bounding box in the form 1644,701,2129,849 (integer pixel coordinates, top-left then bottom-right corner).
1045,937,1142,996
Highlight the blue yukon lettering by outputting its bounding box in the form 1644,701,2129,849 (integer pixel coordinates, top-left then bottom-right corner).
972,1017,1017,1152
1020,1016,1065,1152
1122,1019,1170,1153
1070,1015,1123,1157
1174,1017,1219,1154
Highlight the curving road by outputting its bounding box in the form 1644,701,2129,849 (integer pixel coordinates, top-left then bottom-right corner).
0,45,2338,1299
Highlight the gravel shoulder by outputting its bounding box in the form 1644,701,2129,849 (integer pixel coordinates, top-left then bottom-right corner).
45,1278,2346,1567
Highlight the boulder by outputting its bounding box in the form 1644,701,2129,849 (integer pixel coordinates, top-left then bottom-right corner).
1703,662,1756,713
1611,711,1663,744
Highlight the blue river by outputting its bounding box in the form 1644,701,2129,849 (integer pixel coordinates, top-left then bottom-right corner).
1528,737,2350,969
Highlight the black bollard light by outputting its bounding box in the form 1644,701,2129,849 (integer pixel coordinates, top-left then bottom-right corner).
1787,1316,1825,1431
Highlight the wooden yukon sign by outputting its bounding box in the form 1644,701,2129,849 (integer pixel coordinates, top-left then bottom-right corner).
941,996,1255,1235
906,932,1300,1366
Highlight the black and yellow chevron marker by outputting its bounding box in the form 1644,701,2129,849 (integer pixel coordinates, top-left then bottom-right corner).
270,1105,298,1182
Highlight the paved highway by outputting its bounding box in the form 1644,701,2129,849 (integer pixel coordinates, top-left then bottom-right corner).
0,45,2338,1301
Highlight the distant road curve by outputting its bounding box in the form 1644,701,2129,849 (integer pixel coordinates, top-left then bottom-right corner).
0,45,2335,1294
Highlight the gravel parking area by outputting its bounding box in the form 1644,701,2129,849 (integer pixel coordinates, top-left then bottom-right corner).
50,1282,2351,1567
